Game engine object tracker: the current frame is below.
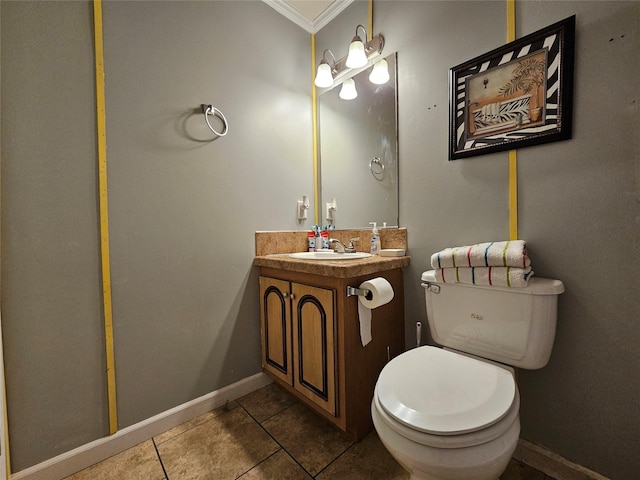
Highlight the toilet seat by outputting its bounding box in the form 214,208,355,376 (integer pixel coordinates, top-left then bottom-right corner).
376,346,516,435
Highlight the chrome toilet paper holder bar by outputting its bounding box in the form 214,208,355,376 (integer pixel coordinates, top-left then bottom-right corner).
346,286,373,300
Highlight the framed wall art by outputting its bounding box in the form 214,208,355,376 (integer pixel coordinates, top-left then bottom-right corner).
449,16,575,160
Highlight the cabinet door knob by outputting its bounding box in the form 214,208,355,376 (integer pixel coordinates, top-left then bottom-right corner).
283,292,288,298
289,293,295,300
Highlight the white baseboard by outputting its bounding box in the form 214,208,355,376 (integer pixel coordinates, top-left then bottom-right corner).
11,373,272,480
514,438,610,480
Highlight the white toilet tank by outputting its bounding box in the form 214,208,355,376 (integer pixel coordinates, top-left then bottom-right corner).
421,270,564,369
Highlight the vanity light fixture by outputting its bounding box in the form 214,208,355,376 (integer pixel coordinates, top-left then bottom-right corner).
339,78,358,100
345,24,368,68
313,27,385,90
314,49,337,88
369,58,390,85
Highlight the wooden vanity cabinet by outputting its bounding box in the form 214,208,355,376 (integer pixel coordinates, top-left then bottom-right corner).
259,266,405,441
260,276,336,415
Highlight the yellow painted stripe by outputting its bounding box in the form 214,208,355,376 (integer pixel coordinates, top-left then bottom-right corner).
93,0,118,435
507,0,518,240
507,0,516,42
311,33,320,224
509,150,518,240
368,0,373,41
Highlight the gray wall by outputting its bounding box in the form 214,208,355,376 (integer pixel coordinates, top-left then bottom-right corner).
515,3,638,477
372,1,638,479
102,0,312,429
1,0,638,478
1,0,108,469
1,0,312,471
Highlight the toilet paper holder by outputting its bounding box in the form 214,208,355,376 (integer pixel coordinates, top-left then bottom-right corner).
346,286,373,300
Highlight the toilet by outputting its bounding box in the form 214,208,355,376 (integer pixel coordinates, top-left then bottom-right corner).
372,270,564,480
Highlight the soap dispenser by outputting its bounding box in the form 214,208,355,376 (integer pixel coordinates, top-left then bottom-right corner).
369,222,381,255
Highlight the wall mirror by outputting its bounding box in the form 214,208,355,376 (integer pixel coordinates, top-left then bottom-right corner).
319,53,398,228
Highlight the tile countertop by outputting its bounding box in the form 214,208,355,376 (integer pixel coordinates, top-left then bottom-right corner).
253,253,410,278
254,228,409,277
255,228,408,256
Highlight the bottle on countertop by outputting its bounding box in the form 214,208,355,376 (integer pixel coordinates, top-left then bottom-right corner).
313,225,321,251
308,230,316,252
321,228,330,250
369,222,381,255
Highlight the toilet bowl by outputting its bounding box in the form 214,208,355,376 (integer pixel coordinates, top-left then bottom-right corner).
372,270,564,480
372,346,520,480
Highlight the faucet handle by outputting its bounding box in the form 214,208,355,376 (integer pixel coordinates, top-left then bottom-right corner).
346,237,360,253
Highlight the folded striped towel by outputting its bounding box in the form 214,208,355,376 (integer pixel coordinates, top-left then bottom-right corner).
430,240,530,269
435,266,534,288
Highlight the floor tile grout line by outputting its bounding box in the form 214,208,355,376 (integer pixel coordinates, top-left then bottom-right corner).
311,440,356,479
235,396,299,424
152,403,287,480
236,387,358,479
151,388,353,480
237,402,316,478
152,437,170,480
153,401,240,448
152,398,301,480
235,396,363,479
234,449,283,480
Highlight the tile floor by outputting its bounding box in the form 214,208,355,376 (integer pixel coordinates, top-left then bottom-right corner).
64,382,554,480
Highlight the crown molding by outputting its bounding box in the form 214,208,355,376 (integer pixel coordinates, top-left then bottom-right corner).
263,0,354,34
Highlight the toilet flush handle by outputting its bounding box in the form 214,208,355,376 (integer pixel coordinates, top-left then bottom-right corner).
421,282,440,294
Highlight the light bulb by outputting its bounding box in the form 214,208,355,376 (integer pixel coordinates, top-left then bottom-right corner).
345,36,367,68
314,62,333,88
339,78,357,100
369,59,390,84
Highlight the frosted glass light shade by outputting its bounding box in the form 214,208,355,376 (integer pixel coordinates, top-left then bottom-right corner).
314,62,334,88
339,78,357,100
369,59,390,84
345,37,367,68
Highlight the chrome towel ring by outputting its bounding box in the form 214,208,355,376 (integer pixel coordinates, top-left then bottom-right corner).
369,156,384,180
202,104,229,136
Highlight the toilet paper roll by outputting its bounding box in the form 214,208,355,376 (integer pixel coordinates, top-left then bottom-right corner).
358,277,394,347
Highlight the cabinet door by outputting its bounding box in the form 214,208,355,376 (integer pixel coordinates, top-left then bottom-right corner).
291,283,336,416
259,277,292,385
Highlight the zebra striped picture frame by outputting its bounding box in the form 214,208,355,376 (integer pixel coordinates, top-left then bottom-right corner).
449,15,575,160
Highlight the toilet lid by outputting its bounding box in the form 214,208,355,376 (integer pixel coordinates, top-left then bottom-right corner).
376,346,516,435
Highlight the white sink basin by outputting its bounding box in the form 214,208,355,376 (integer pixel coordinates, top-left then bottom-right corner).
288,251,372,260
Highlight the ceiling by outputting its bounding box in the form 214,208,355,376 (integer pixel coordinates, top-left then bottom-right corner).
262,0,354,33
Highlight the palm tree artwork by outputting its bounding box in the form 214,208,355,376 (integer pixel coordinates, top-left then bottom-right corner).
499,51,547,122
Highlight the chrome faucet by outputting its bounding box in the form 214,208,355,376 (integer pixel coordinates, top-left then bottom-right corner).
329,238,346,253
329,238,360,253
